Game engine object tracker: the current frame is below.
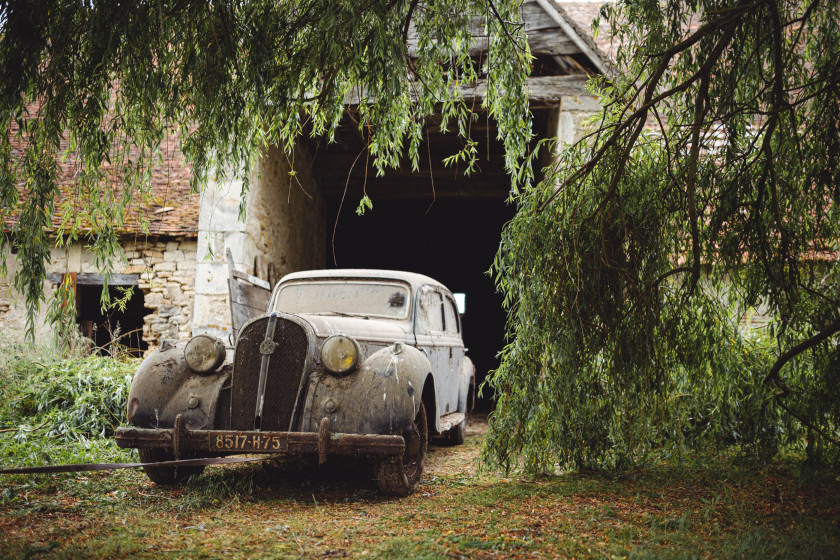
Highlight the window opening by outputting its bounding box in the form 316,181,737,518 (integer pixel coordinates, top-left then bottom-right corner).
76,283,149,357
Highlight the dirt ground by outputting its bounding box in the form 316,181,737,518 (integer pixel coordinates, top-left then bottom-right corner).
1,415,839,559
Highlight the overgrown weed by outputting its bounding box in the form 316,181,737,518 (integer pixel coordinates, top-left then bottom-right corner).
0,338,136,472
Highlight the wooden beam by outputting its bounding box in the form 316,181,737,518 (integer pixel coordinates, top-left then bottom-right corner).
527,28,580,56
457,75,591,103
46,273,140,286
345,75,588,105
406,2,587,58
532,0,608,74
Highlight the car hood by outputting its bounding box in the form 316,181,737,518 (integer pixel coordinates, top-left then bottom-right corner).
296,314,413,345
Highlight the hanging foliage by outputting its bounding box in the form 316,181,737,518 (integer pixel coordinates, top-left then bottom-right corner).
0,0,532,335
485,0,840,472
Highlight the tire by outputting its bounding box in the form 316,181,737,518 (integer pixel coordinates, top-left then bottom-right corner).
376,403,428,496
138,448,205,485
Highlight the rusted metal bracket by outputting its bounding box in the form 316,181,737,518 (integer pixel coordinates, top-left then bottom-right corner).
318,417,331,464
173,414,187,460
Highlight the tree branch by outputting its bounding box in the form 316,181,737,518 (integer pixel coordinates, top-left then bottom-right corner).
764,315,840,392
538,0,757,213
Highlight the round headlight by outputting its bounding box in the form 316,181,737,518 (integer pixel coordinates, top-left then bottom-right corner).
321,335,360,375
184,335,226,373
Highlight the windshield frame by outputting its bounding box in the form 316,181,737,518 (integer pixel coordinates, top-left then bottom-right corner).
270,278,413,320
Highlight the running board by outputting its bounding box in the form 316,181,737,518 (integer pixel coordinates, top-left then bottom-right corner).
439,412,465,432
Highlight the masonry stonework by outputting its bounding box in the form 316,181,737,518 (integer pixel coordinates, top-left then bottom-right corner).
192,142,325,341
0,238,197,349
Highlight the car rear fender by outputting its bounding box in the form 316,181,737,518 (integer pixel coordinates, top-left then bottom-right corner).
457,356,475,415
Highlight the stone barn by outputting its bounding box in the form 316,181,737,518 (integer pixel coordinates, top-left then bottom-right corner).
194,1,611,400
0,131,201,354
1,1,610,384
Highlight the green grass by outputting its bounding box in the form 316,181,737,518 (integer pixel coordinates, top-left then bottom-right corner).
1,436,837,560
0,348,838,559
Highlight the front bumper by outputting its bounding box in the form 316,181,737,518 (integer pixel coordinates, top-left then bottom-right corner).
115,415,405,464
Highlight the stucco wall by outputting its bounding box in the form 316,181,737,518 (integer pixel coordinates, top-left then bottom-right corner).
192,142,324,340
557,94,602,146
246,143,325,277
192,173,257,341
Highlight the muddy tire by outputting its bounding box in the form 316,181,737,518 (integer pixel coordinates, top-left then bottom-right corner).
376,403,428,497
138,448,205,485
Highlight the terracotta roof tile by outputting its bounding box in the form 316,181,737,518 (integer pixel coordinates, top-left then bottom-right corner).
6,102,199,238
555,1,618,62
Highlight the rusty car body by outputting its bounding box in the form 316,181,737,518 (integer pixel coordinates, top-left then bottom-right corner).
116,269,474,495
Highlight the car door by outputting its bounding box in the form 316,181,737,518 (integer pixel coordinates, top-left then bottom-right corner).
414,285,462,415
440,293,464,407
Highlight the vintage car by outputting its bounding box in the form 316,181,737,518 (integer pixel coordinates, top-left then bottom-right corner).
116,269,474,496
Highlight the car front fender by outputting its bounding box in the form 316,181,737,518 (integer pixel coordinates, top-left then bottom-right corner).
126,343,230,431
301,342,433,436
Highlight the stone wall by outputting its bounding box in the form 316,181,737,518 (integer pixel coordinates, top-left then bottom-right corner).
246,143,326,277
0,238,197,348
126,239,197,346
0,251,53,341
557,94,602,146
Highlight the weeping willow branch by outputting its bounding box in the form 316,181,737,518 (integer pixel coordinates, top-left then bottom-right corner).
486,0,840,473
0,0,532,338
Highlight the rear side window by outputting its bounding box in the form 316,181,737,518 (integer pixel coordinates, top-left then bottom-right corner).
417,287,444,332
443,297,459,334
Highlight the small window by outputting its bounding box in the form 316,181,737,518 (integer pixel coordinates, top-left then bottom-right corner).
77,283,149,357
443,297,459,334
417,288,444,332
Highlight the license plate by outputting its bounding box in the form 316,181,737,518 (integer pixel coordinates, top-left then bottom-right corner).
210,433,289,452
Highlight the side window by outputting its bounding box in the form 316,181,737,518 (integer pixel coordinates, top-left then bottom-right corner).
443,297,459,334
418,288,444,332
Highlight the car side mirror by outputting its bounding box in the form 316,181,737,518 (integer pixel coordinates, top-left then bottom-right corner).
453,293,466,315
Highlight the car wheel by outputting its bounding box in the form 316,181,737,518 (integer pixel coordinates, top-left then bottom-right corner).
138,448,205,485
376,402,428,496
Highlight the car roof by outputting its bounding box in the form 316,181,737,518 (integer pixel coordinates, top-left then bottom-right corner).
276,269,449,292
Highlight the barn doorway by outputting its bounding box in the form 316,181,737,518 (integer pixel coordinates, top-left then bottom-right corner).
326,198,515,410
308,106,558,410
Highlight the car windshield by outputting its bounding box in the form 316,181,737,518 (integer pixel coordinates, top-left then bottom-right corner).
273,280,410,319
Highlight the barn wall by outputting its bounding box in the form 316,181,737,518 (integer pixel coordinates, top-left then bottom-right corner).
192,174,256,341
0,239,197,348
192,142,324,341
0,249,54,341
129,239,197,345
246,143,325,277
557,94,602,146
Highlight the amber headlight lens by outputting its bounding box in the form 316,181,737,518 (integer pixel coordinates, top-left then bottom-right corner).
321,335,360,375
184,335,226,373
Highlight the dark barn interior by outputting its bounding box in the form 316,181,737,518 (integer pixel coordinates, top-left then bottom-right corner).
310,108,559,410
76,280,148,357
248,0,605,409
326,198,514,411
